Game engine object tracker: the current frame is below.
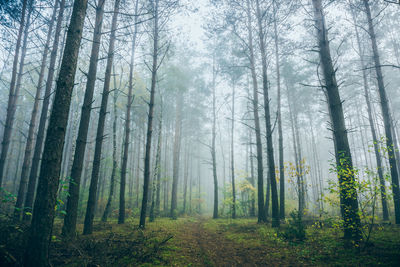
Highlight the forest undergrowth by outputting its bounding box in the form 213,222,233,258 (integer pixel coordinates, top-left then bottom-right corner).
1,215,400,266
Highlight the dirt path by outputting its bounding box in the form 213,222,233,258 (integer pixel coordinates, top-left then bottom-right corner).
173,218,277,267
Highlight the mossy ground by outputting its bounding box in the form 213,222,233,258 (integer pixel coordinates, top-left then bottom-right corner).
1,215,400,266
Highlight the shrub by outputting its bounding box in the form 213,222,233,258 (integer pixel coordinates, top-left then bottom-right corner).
280,210,306,242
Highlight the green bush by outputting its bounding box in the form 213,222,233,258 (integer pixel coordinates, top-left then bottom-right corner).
280,210,306,242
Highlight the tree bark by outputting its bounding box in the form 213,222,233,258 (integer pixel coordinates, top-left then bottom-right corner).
0,0,28,187
183,141,189,214
24,0,88,264
23,0,66,222
211,58,219,219
140,0,159,228
150,110,162,221
171,94,183,219
255,0,279,227
363,0,400,224
287,85,305,215
350,5,389,221
83,0,121,234
273,0,285,220
102,72,119,222
249,129,256,217
62,0,106,238
231,80,236,219
14,0,58,221
312,0,361,241
119,0,139,224
246,0,265,223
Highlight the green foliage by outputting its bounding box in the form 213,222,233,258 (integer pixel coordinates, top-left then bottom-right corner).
0,187,16,204
55,176,74,216
279,210,306,242
325,149,393,245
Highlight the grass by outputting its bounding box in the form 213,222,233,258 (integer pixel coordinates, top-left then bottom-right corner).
203,217,400,266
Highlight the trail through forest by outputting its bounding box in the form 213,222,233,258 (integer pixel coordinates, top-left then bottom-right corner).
169,217,293,267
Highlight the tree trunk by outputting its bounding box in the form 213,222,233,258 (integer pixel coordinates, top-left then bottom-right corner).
24,0,88,264
312,0,361,241
119,0,139,224
211,58,219,219
150,110,162,221
171,94,183,219
13,132,25,195
350,6,389,221
255,0,279,227
231,80,236,219
102,73,119,222
6,1,33,185
287,85,305,215
308,113,324,213
14,0,58,221
183,141,189,214
135,128,142,208
62,0,106,238
0,0,28,187
363,0,400,224
83,0,121,234
249,129,256,217
163,129,169,213
273,0,285,220
246,0,265,223
198,158,201,213
23,0,66,222
140,0,159,228
189,155,193,214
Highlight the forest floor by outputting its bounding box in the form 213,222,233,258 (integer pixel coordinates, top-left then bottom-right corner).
1,215,400,266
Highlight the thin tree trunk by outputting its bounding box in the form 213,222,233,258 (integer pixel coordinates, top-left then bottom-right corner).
83,0,121,234
189,154,193,214
102,74,119,222
183,141,189,214
350,6,389,220
231,80,236,219
6,1,33,191
14,1,58,221
255,0,279,227
150,110,163,221
198,158,201,213
135,128,142,208
211,58,219,219
5,136,16,193
273,0,285,220
287,89,302,214
294,113,305,214
308,113,324,213
171,94,183,219
249,129,256,217
119,0,139,224
23,0,66,222
62,0,106,238
363,0,400,224
24,0,88,263
140,0,159,228
246,0,265,223
163,129,169,213
13,132,25,196
0,0,28,187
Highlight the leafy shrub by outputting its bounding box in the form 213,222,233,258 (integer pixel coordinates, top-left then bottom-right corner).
280,210,306,242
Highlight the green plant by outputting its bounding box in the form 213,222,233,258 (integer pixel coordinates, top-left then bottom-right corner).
280,210,306,242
